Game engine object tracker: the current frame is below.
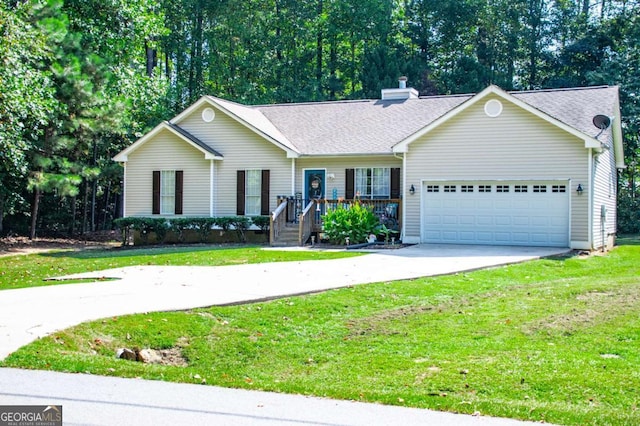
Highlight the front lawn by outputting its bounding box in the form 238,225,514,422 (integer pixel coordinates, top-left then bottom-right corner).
0,245,361,290
3,243,640,425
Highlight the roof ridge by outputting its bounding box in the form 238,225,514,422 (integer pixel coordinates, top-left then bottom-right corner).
256,99,373,108
510,85,612,95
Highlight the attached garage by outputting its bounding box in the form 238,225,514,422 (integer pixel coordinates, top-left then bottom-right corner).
421,181,570,247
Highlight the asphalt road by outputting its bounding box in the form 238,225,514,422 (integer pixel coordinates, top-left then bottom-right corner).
0,368,546,426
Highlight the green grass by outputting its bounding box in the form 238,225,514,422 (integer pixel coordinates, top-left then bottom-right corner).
3,244,640,425
0,245,361,290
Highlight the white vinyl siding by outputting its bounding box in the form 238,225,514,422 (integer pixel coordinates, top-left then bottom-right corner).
245,170,261,216
592,131,618,249
160,170,175,214
177,105,291,216
403,96,589,246
125,130,210,217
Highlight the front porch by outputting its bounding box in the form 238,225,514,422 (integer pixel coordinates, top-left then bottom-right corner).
270,197,402,246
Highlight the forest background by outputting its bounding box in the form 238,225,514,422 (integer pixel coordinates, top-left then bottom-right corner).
0,0,638,238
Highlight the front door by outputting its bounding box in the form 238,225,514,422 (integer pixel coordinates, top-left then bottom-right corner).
304,169,326,218
304,169,325,203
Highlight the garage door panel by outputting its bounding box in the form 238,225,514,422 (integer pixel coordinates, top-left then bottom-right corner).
476,232,493,243
422,181,569,247
458,232,476,242
512,233,530,243
442,231,458,240
477,216,493,225
495,216,511,226
443,216,458,225
459,216,475,225
512,216,530,226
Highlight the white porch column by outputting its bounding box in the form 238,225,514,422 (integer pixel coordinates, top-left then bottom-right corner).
122,163,127,217
210,160,215,217
291,158,296,195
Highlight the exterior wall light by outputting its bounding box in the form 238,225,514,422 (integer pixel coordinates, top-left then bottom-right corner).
577,184,583,195
409,184,416,195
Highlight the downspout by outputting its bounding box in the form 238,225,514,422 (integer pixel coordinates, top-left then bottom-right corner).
394,152,406,242
122,163,127,218
210,160,215,217
588,148,595,250
291,158,296,195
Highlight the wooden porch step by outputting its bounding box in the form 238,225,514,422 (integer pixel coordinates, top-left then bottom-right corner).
271,224,300,246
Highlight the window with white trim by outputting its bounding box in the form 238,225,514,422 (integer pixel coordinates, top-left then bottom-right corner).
245,169,261,216
160,171,176,214
355,168,390,199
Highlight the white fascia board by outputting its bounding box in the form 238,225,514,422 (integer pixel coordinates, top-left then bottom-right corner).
611,98,626,169
393,85,605,153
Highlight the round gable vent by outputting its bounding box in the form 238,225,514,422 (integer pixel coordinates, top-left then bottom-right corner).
484,99,503,118
202,107,215,122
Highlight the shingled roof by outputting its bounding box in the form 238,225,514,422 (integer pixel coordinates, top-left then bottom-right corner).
235,85,618,156
510,86,620,141
257,95,470,155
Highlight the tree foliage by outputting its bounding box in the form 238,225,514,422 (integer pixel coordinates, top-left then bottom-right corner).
1,0,639,236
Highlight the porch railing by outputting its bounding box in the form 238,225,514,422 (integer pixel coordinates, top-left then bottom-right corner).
316,199,402,232
298,200,315,245
269,199,288,245
272,197,402,246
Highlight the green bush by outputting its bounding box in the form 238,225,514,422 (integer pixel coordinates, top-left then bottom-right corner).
114,216,265,245
190,217,217,242
252,216,271,233
114,217,168,244
321,202,379,245
169,218,193,243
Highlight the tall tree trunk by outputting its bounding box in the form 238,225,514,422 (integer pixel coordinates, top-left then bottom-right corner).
69,196,77,236
90,141,98,232
0,191,4,234
145,39,158,77
102,180,111,230
82,181,89,235
29,188,41,240
316,0,324,99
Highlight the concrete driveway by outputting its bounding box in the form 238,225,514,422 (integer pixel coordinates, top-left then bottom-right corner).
0,244,567,360
0,244,567,425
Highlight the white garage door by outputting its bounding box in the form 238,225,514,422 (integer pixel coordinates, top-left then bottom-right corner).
422,181,569,247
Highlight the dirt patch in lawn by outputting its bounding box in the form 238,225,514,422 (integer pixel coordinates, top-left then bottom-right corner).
0,234,120,257
523,286,640,335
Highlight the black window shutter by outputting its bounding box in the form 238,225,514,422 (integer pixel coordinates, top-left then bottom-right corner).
261,170,270,215
152,171,160,214
390,168,401,199
345,169,354,199
174,170,183,214
236,170,245,215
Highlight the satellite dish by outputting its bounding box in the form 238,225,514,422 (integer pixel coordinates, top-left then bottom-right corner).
592,115,611,130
